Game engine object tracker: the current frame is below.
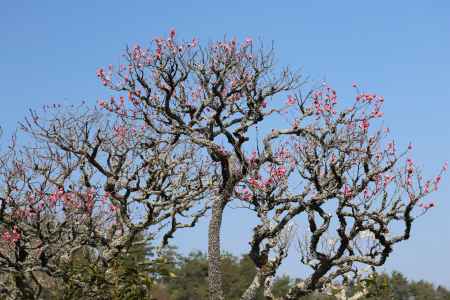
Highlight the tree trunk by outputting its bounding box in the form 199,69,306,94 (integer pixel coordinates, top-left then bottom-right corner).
241,272,262,300
208,197,226,300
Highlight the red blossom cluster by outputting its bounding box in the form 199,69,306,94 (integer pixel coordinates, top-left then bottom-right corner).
1,226,21,246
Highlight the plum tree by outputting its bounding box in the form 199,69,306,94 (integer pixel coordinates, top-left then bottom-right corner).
0,29,444,300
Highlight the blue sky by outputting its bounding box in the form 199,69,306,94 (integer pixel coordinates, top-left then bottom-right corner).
1,1,449,288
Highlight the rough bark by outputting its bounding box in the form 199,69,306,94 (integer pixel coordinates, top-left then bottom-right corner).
240,273,262,300
208,197,226,300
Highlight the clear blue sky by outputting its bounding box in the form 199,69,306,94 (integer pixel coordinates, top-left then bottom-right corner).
1,1,449,288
